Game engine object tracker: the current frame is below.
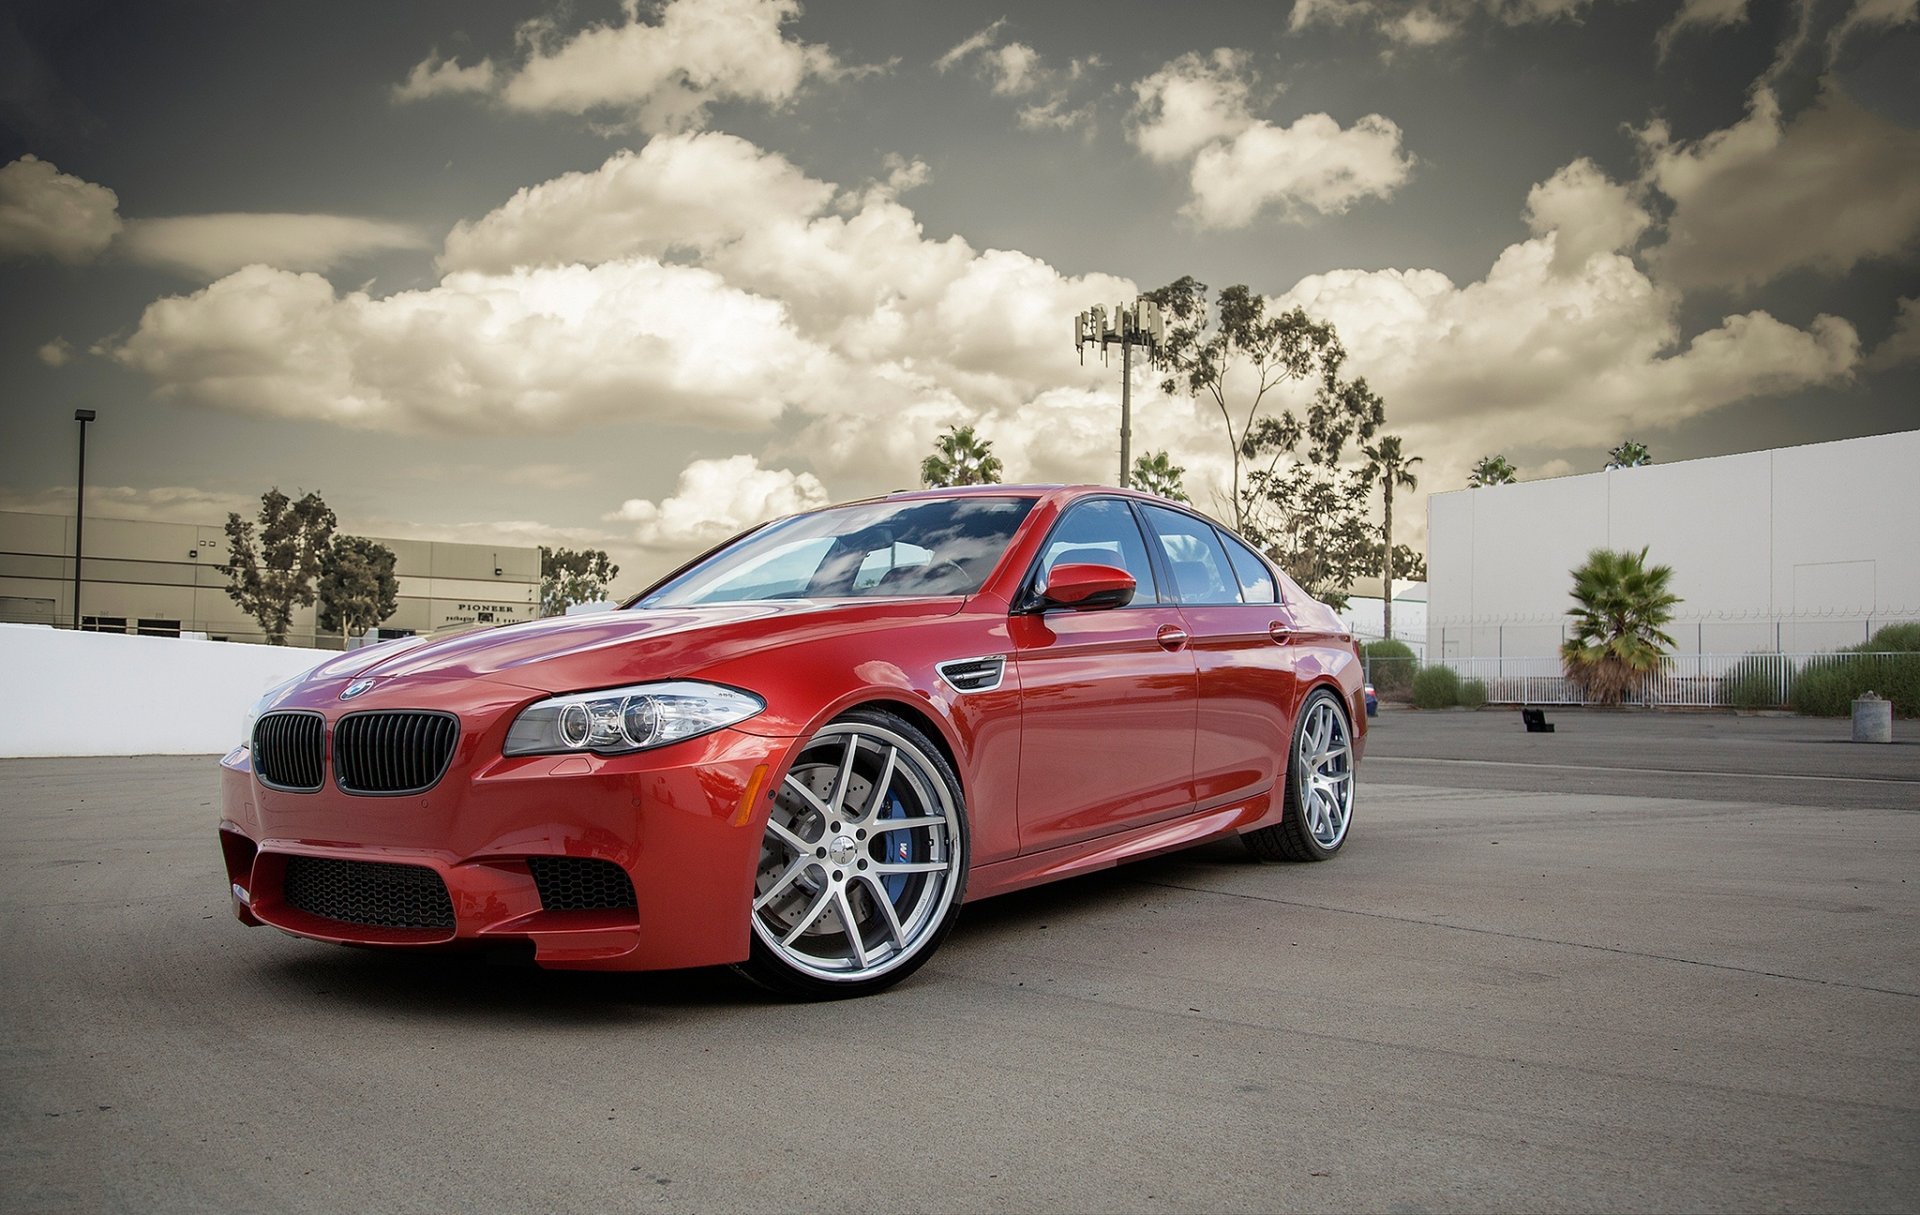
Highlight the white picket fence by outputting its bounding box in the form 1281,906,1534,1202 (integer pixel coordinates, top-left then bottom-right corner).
1423,651,1915,708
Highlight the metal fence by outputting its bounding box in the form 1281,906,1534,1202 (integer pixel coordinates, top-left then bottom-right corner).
1406,652,1918,709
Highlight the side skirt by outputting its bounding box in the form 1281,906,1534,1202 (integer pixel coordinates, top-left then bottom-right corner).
964,787,1277,902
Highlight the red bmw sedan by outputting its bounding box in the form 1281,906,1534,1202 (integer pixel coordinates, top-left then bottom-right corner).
219,485,1365,998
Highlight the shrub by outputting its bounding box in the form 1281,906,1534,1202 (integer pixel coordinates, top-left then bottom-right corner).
1719,654,1788,711
1411,665,1461,709
1790,654,1920,718
1458,678,1488,709
1864,622,1920,653
1363,639,1418,697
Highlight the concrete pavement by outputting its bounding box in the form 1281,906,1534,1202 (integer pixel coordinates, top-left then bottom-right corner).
2,711,1915,1212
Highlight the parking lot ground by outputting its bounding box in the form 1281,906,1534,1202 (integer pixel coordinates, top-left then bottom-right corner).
2,712,1916,1214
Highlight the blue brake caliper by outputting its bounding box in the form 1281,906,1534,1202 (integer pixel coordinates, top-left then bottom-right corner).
877,789,916,903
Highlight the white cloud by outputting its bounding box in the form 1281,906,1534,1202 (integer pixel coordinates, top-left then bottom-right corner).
37,338,73,367
1657,0,1752,55
935,20,1101,134
1866,297,1920,370
1129,51,1412,229
1278,201,1859,464
1831,0,1919,56
392,52,496,102
1185,112,1414,228
492,0,853,133
610,454,828,550
1638,86,1920,291
441,132,834,274
1128,50,1255,165
121,214,427,279
0,483,260,523
0,154,121,262
1523,157,1651,274
1288,0,1598,45
113,260,823,433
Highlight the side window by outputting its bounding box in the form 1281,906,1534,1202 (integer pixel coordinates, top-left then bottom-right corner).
1217,528,1278,604
1139,504,1242,606
1038,499,1159,605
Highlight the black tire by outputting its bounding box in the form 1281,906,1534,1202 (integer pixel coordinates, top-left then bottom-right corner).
735,708,969,999
1244,686,1355,863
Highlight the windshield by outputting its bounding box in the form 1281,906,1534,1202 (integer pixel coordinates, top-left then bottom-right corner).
635,496,1036,607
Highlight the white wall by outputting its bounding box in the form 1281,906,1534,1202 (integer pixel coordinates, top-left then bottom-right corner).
1336,595,1428,659
1428,430,1920,660
0,624,332,757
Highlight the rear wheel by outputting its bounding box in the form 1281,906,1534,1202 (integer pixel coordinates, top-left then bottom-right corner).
737,709,968,999
1245,687,1355,862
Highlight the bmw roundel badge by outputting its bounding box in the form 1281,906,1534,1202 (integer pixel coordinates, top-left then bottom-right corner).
340,677,377,700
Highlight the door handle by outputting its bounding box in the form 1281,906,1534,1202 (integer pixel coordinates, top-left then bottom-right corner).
1269,621,1295,644
1156,625,1189,651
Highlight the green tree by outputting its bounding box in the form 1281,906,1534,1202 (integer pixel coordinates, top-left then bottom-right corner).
1130,450,1189,501
1358,539,1427,583
220,488,336,645
1606,439,1652,469
540,546,621,617
1561,547,1681,705
1468,454,1517,487
317,535,399,643
920,424,1003,488
1362,434,1421,642
1144,277,1368,533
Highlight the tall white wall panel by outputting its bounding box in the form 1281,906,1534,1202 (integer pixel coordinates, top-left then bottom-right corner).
1428,430,1920,659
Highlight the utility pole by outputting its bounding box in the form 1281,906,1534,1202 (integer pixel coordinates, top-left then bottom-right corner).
72,409,96,630
1075,299,1165,489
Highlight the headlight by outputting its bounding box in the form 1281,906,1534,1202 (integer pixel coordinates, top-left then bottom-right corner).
503,681,764,757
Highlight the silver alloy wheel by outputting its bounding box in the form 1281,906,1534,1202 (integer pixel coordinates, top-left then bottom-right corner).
751,722,962,984
1296,696,1355,848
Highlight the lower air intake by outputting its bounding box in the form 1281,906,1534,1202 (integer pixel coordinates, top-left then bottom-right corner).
527,857,638,912
282,856,455,930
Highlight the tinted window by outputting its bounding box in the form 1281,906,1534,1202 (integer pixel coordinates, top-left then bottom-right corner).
638,497,1035,606
1037,499,1159,604
1217,529,1278,604
1139,504,1241,605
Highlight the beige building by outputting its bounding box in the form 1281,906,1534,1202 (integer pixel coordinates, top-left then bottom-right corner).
0,510,540,648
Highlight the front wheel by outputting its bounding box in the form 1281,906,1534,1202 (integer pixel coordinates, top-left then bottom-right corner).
1244,687,1356,862
737,709,969,999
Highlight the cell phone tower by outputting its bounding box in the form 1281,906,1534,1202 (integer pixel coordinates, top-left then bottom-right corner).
1074,299,1166,489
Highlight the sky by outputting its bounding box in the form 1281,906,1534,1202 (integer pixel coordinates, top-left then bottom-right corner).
1,0,1916,597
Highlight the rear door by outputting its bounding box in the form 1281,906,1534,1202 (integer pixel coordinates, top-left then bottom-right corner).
1136,503,1298,812
1010,497,1199,852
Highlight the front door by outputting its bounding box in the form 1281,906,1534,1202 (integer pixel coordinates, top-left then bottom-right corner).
1011,497,1198,853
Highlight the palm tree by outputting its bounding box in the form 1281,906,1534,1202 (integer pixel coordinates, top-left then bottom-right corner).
1561,547,1681,705
1130,450,1189,501
1606,440,1652,469
1468,454,1517,487
920,424,1003,488
1362,434,1421,642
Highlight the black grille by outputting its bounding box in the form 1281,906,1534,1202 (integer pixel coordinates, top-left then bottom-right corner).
253,712,323,791
282,856,455,930
527,857,638,912
938,656,1005,693
333,712,459,795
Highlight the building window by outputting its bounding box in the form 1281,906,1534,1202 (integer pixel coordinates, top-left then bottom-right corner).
137,618,182,638
81,616,128,633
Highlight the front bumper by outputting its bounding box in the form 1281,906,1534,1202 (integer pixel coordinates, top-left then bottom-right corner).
219,711,793,972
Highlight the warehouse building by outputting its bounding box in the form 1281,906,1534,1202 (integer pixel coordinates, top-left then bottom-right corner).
0,510,540,649
1426,429,1920,661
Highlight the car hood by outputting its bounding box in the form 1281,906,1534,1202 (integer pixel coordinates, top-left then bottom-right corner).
303,599,967,693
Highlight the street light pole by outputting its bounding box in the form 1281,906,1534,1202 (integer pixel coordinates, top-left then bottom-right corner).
72,409,96,630
1075,300,1164,489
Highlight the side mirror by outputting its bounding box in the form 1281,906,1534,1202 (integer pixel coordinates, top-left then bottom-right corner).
1039,563,1136,611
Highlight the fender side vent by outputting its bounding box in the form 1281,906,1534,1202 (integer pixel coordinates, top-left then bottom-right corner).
937,656,1006,693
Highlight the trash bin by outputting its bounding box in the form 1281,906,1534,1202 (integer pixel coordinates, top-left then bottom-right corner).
1852,692,1893,744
